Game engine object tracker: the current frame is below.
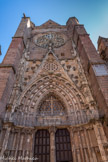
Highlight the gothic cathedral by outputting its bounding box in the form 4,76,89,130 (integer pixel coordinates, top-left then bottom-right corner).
0,16,108,162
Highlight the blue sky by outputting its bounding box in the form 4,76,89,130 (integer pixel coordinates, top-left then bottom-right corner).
0,0,108,63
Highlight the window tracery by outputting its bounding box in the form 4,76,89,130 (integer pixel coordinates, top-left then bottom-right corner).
38,94,65,116
34,33,65,48
44,62,58,71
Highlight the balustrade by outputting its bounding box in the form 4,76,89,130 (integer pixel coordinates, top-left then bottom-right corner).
4,109,99,127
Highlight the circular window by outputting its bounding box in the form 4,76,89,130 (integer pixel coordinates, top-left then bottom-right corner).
44,63,58,72
34,33,65,48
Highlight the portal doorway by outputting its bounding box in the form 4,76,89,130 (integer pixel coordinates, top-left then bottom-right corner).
55,129,73,162
34,129,50,162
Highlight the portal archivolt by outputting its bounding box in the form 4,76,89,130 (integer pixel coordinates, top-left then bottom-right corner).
17,76,85,114
11,76,98,127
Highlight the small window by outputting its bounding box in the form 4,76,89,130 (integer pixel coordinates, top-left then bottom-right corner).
61,53,65,56
67,65,71,69
93,64,108,76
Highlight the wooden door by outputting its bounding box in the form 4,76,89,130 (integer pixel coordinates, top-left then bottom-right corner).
34,130,50,162
55,129,73,162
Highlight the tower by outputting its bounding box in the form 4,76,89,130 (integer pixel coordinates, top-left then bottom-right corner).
0,16,108,162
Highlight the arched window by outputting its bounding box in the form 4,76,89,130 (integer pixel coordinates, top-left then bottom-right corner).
38,94,65,116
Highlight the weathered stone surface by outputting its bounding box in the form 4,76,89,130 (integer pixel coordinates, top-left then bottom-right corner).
0,17,108,161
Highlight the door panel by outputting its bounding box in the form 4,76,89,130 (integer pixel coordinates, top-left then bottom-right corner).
55,129,73,162
34,130,50,162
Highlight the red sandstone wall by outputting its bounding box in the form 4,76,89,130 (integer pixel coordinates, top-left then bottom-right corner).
66,17,108,120
0,17,31,118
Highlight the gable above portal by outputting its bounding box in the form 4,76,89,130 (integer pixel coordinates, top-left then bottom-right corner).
35,19,66,29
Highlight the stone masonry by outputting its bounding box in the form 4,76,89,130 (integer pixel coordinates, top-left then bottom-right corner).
0,16,108,162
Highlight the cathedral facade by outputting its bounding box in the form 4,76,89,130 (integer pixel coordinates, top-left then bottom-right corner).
0,16,108,162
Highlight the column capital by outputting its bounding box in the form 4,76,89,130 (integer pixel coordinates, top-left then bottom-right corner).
67,126,73,132
49,126,57,134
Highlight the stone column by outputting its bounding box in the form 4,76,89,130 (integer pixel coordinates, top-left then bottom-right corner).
49,126,56,162
30,129,36,159
67,127,76,161
0,126,11,161
93,122,108,162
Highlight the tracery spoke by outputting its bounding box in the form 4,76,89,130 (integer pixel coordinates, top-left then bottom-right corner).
38,94,65,116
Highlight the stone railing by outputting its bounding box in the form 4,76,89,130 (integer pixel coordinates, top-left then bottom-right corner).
4,109,99,127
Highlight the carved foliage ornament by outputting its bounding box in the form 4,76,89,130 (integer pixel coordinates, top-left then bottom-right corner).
34,33,65,48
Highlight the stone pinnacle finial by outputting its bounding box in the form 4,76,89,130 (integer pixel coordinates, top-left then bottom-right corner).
66,17,79,26
23,13,26,18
